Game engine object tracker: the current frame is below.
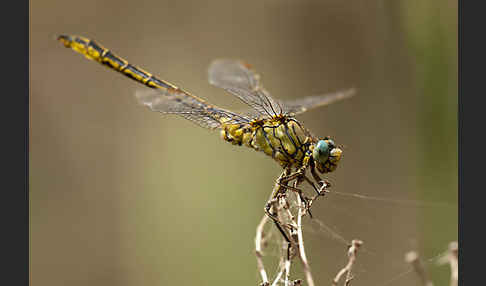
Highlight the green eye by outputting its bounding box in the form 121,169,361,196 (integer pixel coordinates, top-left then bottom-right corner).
313,140,330,163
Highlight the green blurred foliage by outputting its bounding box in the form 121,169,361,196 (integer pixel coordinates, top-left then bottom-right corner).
401,1,458,284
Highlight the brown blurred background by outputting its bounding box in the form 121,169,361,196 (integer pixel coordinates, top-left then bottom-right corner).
30,0,457,285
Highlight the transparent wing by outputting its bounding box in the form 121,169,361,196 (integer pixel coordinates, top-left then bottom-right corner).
135,89,250,129
282,88,356,116
208,59,283,118
234,88,356,119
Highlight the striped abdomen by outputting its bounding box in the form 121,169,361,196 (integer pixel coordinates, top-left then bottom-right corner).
58,35,176,91
221,118,312,167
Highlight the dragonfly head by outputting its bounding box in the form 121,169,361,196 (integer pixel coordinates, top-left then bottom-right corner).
312,138,342,173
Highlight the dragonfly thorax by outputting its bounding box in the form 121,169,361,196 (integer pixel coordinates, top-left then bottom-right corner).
221,117,313,168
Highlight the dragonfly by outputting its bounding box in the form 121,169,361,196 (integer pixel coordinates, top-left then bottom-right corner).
58,35,356,237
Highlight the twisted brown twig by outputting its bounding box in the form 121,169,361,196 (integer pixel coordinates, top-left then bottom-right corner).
332,239,363,286
438,241,458,286
255,172,325,285
405,251,434,286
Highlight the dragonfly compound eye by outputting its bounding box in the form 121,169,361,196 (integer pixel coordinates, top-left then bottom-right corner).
313,140,330,164
313,139,343,173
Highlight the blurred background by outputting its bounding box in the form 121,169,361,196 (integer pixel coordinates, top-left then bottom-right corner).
30,0,457,285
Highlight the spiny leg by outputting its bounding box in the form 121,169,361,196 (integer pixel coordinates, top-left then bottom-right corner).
265,200,291,244
302,175,321,196
310,164,330,194
276,180,314,219
264,166,325,243
277,166,323,217
279,166,321,197
307,164,332,207
279,170,304,184
264,169,293,243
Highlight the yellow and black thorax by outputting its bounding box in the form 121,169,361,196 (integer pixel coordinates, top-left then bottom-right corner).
221,116,315,168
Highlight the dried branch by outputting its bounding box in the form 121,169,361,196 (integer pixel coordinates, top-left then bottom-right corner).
438,241,458,286
284,250,292,286
256,170,329,285
405,251,434,286
255,214,270,285
448,242,459,286
271,258,285,286
332,239,363,286
294,183,315,286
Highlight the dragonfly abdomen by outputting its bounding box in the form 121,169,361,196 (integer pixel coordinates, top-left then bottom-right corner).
221,118,311,167
58,35,177,91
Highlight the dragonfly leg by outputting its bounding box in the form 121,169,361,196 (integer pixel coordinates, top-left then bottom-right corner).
262,169,293,243
272,167,318,218
279,172,304,185
264,198,291,243
299,151,327,195
276,168,312,214
310,164,322,184
278,167,323,213
310,164,331,194
302,175,321,196
279,166,319,195
276,181,314,219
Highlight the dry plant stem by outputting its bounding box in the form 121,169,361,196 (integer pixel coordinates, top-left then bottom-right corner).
277,196,292,286
271,258,285,286
438,241,458,286
272,242,293,286
271,196,292,286
255,214,270,285
284,246,292,286
448,242,458,286
405,251,434,286
292,280,303,286
260,170,320,286
294,183,315,286
332,239,363,286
